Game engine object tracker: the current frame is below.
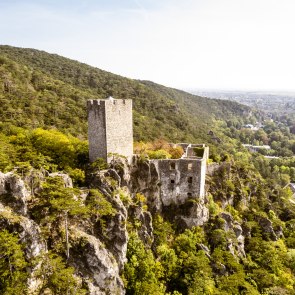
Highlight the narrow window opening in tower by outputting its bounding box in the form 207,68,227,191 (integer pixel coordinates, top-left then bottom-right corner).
170,162,176,170
188,177,193,184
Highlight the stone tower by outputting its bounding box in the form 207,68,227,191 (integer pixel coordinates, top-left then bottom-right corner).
87,98,133,162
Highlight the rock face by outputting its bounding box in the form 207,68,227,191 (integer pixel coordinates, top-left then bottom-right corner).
97,192,128,271
0,172,30,215
0,159,211,294
0,172,46,293
255,215,281,241
49,172,73,187
129,158,162,213
0,171,128,295
179,200,209,228
70,229,125,295
86,168,129,293
219,212,246,258
129,205,154,246
0,203,45,294
88,168,129,271
0,209,44,258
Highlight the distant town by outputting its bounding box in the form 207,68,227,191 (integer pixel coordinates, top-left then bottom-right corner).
188,90,295,117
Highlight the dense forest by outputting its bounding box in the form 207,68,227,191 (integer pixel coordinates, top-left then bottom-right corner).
0,45,295,295
0,45,250,142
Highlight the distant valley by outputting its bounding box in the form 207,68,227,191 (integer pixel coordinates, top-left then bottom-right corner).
189,90,295,118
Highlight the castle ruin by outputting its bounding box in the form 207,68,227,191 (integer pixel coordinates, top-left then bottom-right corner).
87,98,208,204
87,98,133,162
152,144,209,206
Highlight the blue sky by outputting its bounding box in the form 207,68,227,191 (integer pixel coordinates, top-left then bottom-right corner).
1,0,295,91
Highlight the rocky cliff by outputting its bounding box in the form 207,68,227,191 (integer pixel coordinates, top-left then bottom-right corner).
0,169,127,294
1,159,280,294
0,156,213,294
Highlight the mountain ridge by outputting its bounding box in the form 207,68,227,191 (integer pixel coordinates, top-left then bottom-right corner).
0,45,251,142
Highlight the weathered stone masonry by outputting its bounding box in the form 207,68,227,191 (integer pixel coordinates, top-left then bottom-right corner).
87,98,208,205
151,144,208,206
88,98,133,162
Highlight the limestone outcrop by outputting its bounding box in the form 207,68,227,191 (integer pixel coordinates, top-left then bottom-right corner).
0,172,30,215
219,212,246,258
255,215,283,241
0,160,212,294
0,171,128,295
70,229,125,295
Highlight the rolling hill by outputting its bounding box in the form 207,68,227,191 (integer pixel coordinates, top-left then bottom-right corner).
0,45,251,142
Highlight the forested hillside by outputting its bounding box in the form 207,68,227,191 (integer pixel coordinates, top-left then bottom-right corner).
1,45,295,295
0,45,250,142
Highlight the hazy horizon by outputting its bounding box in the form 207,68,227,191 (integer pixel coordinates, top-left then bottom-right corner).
1,0,295,92
186,88,295,95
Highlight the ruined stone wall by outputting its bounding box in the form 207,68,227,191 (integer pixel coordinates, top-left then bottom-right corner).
199,158,207,197
87,99,133,162
129,156,209,228
152,158,207,206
